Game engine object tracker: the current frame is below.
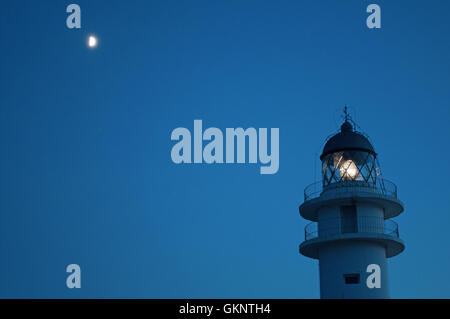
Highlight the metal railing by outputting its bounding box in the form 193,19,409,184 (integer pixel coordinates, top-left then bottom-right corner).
304,217,399,241
303,178,398,201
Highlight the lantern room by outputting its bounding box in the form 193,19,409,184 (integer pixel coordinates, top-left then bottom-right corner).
320,119,378,187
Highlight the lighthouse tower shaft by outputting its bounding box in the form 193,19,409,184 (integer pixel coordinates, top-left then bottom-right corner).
299,119,404,299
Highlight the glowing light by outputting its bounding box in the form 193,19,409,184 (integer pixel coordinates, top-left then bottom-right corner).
340,160,359,180
87,35,98,48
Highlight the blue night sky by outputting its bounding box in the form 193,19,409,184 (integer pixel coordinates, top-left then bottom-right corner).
1,1,449,298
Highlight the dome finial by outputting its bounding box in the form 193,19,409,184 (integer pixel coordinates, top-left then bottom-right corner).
341,105,353,132
343,105,350,122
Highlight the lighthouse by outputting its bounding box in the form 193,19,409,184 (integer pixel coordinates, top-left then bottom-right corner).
299,110,405,299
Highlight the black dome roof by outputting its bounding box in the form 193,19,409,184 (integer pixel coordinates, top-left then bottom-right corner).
320,121,376,160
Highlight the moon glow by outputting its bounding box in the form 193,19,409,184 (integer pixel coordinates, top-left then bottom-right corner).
88,35,98,48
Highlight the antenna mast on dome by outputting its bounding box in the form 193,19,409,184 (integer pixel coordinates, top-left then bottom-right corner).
343,105,351,122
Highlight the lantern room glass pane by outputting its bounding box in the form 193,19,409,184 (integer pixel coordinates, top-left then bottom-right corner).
322,150,377,186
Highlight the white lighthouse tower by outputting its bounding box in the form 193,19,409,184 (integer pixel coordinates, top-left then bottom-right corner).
299,109,405,298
